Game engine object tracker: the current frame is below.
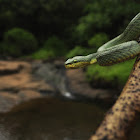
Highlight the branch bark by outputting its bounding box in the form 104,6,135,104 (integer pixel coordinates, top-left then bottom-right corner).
90,54,140,140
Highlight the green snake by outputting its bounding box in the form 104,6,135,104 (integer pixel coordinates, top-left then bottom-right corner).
65,13,140,69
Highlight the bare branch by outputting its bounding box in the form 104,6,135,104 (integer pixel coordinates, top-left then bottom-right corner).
90,55,140,140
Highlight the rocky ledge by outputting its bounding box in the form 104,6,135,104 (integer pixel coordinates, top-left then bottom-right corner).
0,60,118,112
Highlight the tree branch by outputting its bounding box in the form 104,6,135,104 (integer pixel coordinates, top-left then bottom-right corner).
90,54,140,140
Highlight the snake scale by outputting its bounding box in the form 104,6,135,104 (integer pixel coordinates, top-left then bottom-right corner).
65,12,140,68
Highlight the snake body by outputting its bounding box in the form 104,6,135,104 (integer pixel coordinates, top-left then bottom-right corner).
65,13,140,68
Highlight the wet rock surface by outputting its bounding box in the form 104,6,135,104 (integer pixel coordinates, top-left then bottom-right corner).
0,60,118,112
0,60,54,112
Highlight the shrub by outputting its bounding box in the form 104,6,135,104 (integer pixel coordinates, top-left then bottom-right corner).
66,45,94,58
2,28,38,57
31,48,55,60
43,36,67,56
31,36,67,59
88,33,109,50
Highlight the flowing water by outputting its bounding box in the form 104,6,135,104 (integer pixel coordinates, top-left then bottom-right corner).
0,97,139,140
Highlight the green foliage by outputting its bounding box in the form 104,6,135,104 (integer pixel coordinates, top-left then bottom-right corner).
43,36,67,56
66,46,86,58
2,28,38,57
88,33,109,50
31,48,55,60
0,0,139,56
31,36,67,59
86,59,135,87
75,0,140,43
66,46,94,58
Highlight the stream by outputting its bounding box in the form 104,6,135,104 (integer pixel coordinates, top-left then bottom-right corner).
0,97,139,140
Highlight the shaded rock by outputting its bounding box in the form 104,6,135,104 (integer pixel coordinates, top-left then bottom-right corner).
0,92,19,112
32,60,74,98
66,69,118,100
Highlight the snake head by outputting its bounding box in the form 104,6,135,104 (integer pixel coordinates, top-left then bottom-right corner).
65,56,90,69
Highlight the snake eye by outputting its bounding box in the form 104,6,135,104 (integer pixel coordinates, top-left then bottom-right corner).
74,60,77,63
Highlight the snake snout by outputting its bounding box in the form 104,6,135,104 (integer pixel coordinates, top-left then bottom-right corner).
65,59,71,65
